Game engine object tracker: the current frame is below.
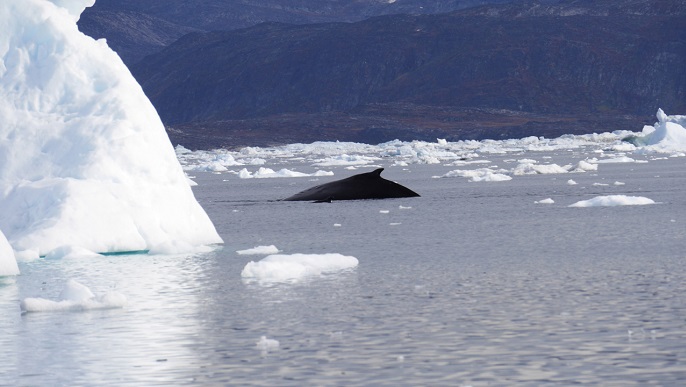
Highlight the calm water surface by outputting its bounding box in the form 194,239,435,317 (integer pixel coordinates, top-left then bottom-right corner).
2,153,686,386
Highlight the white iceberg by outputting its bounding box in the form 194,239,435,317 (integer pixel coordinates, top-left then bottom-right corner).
0,0,222,255
241,253,359,283
0,230,19,276
636,109,686,154
20,279,127,313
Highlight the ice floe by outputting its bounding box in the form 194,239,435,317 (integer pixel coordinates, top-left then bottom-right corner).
20,279,127,313
256,336,280,355
241,253,359,283
569,195,656,207
176,110,685,175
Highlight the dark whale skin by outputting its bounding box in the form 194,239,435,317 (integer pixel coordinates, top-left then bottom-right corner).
283,168,420,201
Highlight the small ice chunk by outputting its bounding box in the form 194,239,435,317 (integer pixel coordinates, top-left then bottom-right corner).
256,336,280,354
20,279,127,313
535,198,555,204
241,253,359,283
567,179,578,185
439,168,512,182
239,168,333,179
572,160,598,172
569,195,655,207
593,156,636,164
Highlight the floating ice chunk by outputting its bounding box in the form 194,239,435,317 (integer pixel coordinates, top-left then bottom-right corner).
614,181,626,186
236,245,280,255
20,279,127,313
256,336,279,354
246,158,267,165
238,168,253,178
399,205,412,210
569,195,655,207
611,143,637,152
241,253,359,283
313,154,380,167
571,160,598,172
567,179,578,185
437,138,448,145
438,168,512,182
238,168,333,179
195,162,229,172
535,198,555,204
635,109,686,154
513,162,570,175
447,159,491,166
592,156,636,164
379,210,390,214
0,230,19,276
182,153,243,172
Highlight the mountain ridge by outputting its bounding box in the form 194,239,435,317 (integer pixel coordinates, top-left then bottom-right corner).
80,0,514,64
82,0,686,149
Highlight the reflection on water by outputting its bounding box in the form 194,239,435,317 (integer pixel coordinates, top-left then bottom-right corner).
3,160,686,385
6,249,685,386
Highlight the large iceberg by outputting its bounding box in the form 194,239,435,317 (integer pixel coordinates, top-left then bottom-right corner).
637,109,686,154
0,0,223,256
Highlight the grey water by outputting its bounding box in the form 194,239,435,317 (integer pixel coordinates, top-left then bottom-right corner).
2,152,686,386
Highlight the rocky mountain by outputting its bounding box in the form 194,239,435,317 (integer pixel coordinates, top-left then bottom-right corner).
79,0,514,64
128,1,685,148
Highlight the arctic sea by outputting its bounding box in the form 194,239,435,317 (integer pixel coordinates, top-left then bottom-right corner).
2,145,686,386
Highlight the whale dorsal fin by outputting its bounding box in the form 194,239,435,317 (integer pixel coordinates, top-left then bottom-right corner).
369,168,384,177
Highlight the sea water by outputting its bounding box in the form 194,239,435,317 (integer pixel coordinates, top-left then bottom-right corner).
2,152,686,386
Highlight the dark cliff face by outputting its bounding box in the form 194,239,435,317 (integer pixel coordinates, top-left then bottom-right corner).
79,0,514,64
131,11,685,124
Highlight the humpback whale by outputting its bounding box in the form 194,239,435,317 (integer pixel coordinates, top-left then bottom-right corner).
283,168,420,201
